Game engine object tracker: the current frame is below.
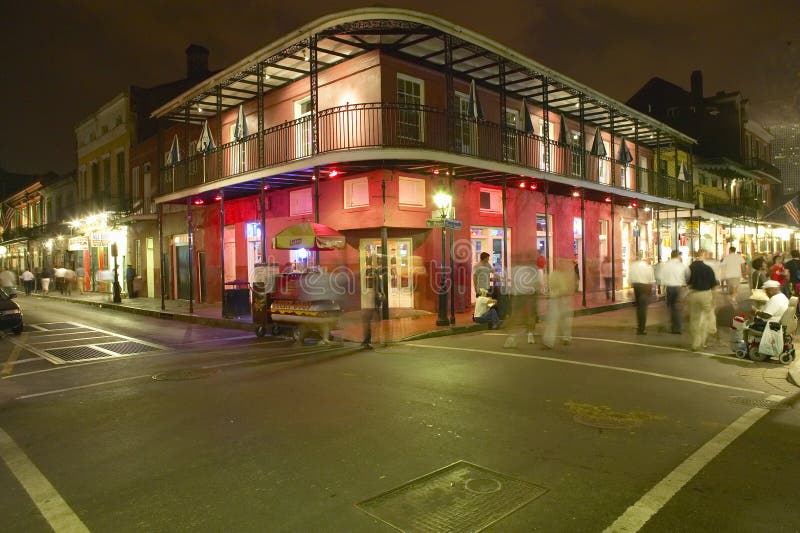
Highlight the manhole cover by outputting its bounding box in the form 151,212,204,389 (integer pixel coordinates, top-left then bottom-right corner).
356,461,547,532
152,368,219,381
729,396,792,410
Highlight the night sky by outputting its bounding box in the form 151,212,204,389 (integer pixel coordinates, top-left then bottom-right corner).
2,0,798,176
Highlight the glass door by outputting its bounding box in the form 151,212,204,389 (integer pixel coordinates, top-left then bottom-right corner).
469,226,510,302
359,238,414,309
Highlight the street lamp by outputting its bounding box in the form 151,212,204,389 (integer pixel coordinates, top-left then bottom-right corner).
433,189,452,326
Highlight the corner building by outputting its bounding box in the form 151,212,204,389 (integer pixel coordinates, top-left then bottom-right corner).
149,8,695,315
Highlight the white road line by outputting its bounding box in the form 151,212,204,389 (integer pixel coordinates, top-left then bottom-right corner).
407,343,766,394
16,375,151,400
603,394,784,533
568,336,751,362
0,427,90,532
28,335,116,346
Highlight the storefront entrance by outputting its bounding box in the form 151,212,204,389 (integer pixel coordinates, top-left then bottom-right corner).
470,226,509,302
359,238,413,309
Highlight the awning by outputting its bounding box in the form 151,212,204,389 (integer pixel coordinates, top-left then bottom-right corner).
273,222,346,250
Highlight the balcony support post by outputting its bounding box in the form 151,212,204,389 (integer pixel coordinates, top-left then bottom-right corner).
581,188,587,307
187,197,194,315
220,188,225,314
309,34,319,156
499,61,507,161
158,203,165,311
689,208,694,257
544,182,550,279
579,94,586,181
543,76,550,172
444,34,455,152
634,119,640,191
610,109,615,187
260,179,267,265
674,206,678,253
449,170,455,325
257,62,265,168
216,86,223,179
502,176,509,297
184,105,190,188
656,131,661,196
611,197,616,302
656,207,661,264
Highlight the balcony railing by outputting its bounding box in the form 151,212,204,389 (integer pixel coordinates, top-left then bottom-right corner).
696,192,762,219
745,158,781,179
161,102,693,203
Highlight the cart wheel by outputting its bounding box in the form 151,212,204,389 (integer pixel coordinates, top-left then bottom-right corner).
748,344,769,362
255,325,266,338
734,350,747,360
779,352,793,365
292,326,306,343
271,324,282,336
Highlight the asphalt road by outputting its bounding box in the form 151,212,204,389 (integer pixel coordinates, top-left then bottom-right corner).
1,296,798,532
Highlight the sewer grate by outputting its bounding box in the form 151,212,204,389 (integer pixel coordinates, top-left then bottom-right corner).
356,461,547,532
36,322,79,331
729,396,792,410
152,368,219,381
46,345,113,362
95,341,159,355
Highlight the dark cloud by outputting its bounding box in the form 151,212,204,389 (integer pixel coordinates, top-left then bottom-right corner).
1,0,797,175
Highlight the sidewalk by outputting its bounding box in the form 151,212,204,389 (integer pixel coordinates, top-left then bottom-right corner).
26,287,643,343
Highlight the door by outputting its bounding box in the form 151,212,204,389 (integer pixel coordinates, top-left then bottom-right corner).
146,237,155,298
536,214,552,273
573,217,583,293
198,251,206,303
176,245,190,300
639,156,649,193
295,98,312,158
621,221,631,288
359,238,414,309
224,225,236,283
469,226,510,302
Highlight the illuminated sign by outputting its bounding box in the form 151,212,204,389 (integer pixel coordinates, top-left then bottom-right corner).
68,237,89,251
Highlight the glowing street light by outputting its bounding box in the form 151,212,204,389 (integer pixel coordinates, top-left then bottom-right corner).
433,189,453,326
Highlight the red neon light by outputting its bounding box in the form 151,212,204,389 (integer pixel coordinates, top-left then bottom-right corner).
328,169,339,178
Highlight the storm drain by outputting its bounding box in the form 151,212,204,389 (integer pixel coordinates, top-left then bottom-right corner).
46,345,113,362
95,341,159,355
356,461,547,532
729,396,792,410
152,368,219,381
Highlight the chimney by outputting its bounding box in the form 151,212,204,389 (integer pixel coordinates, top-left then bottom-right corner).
185,44,209,80
690,70,703,101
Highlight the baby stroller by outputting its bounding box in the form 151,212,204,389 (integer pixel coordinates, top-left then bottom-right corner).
731,296,798,364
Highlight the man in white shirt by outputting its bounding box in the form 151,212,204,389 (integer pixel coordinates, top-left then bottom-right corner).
720,246,745,296
20,269,35,296
629,253,656,335
750,280,790,334
472,252,493,297
659,250,689,333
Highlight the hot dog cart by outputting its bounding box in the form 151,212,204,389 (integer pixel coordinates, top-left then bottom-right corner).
252,222,346,344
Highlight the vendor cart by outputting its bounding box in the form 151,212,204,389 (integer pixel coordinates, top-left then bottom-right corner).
254,223,346,344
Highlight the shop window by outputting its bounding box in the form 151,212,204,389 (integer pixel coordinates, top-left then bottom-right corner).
344,177,370,209
289,187,312,216
479,188,503,214
398,177,426,207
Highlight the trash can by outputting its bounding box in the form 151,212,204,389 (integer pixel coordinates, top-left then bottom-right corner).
223,280,251,318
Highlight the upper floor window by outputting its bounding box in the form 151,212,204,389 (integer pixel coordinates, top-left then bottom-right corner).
397,74,424,142
132,166,141,201
454,91,476,154
289,187,312,216
295,98,312,159
398,177,426,207
598,141,611,184
103,157,112,193
479,187,503,214
344,177,369,209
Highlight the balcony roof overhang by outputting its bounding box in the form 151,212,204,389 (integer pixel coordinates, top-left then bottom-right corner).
154,149,693,211
151,8,696,150
695,157,782,185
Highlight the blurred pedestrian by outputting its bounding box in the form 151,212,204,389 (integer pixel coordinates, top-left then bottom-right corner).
362,262,386,349
0,270,17,292
20,269,34,295
687,250,719,351
784,250,800,296
720,246,745,296
750,257,767,289
54,266,67,294
542,258,574,349
629,253,656,335
601,256,613,300
503,254,543,347
75,265,86,294
660,250,689,334
64,268,75,296
769,254,789,295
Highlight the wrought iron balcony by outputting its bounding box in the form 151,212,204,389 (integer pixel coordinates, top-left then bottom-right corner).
160,102,693,204
745,158,781,180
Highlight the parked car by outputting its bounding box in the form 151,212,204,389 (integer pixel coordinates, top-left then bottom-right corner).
0,287,23,334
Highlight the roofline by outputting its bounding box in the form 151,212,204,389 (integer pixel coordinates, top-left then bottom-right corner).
75,91,130,132
150,7,696,145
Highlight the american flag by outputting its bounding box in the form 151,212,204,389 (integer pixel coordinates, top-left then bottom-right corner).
784,196,800,224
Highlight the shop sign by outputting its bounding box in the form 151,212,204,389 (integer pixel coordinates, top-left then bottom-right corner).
91,232,110,247
685,220,700,231
68,236,89,251
660,229,672,238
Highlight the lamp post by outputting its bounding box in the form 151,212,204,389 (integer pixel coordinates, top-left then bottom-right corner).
434,190,452,326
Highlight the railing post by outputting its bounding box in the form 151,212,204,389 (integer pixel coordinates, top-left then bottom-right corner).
444,34,455,153
499,61,507,161
543,76,550,172
309,35,319,156
634,119,640,191
579,94,586,181
257,62,265,168
216,85,223,180
610,109,615,186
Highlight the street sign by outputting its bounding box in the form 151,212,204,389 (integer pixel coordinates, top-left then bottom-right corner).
444,219,462,230
426,218,445,228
